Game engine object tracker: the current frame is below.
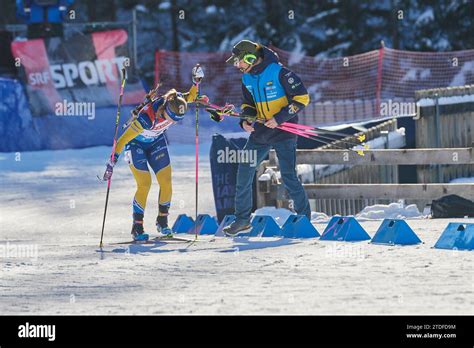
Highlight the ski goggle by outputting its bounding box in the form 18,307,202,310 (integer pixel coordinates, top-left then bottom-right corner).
242,53,257,65
165,103,185,121
230,47,257,66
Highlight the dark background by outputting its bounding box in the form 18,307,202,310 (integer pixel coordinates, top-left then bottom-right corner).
1,0,473,84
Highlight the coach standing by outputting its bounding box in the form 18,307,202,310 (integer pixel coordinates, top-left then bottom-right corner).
211,39,311,236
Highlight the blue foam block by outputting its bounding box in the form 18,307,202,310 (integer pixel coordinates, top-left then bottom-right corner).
191,214,218,235
320,216,370,242
215,215,236,237
280,215,320,238
434,223,474,251
243,215,280,237
371,219,422,245
172,214,195,234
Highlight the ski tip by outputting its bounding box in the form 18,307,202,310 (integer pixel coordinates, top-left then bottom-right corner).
357,134,366,142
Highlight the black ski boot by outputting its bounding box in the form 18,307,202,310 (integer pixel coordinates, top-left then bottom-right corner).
131,213,149,241
223,219,252,237
156,205,173,238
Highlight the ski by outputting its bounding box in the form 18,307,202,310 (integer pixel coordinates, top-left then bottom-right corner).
152,235,195,242
111,235,195,245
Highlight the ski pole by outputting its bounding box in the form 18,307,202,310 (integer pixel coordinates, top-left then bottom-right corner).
201,101,369,154
219,109,368,152
201,101,365,141
278,125,368,148
209,106,368,153
99,66,127,249
194,66,201,240
278,124,368,155
277,121,364,140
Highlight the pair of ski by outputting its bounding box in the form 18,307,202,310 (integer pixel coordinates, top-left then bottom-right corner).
112,235,198,245
198,100,369,156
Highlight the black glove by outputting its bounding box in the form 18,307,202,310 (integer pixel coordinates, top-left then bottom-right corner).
207,104,235,123
207,108,224,122
239,107,257,128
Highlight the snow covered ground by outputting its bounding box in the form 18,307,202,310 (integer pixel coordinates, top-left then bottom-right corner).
450,177,474,184
0,145,473,315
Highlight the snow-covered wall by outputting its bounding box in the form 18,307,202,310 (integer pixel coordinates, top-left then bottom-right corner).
0,77,138,152
0,77,242,152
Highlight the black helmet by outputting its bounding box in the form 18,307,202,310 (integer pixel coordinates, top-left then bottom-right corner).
226,40,260,65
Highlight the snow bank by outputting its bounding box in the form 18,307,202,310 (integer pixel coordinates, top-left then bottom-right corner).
311,211,330,222
253,206,330,225
253,207,295,226
253,202,425,224
253,207,330,227
449,177,474,184
297,164,315,183
356,202,426,220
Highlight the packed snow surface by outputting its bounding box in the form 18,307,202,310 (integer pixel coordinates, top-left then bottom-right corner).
0,145,473,315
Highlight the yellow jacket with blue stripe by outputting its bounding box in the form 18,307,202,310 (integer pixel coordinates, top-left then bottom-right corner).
240,46,310,144
113,85,198,157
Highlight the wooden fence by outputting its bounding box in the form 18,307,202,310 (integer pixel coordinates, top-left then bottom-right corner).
257,147,474,215
258,119,402,215
415,85,474,184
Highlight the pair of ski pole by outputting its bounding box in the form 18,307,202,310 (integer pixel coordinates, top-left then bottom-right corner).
199,101,369,155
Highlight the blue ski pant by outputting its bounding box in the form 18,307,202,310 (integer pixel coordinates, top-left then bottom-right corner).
234,138,311,222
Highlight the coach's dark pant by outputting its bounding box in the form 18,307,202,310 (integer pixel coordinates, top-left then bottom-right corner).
234,138,311,222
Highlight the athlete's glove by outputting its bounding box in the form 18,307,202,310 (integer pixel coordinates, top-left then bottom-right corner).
195,94,209,105
207,103,235,123
192,64,204,84
102,153,119,181
207,109,223,122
